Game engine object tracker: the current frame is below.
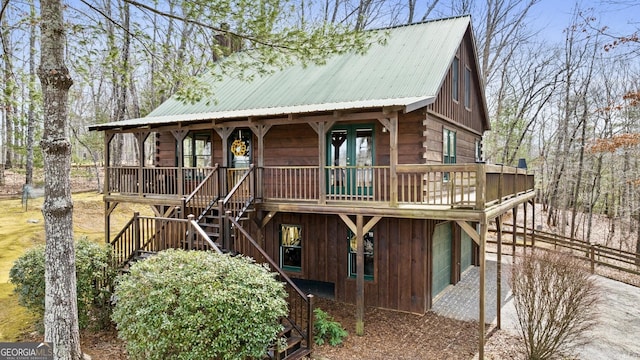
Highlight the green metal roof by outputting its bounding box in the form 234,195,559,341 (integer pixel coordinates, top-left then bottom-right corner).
90,15,472,130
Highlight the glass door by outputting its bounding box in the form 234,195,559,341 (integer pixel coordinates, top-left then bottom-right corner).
328,125,373,196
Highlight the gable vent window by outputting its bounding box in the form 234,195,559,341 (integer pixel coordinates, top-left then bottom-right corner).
464,67,471,109
452,57,459,102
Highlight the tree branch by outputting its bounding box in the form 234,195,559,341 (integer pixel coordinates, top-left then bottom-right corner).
122,0,296,51
0,0,9,24
77,0,154,56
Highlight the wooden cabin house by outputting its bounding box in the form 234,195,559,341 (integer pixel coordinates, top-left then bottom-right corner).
90,15,534,358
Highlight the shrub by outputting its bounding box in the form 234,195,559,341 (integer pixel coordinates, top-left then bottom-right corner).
9,237,116,330
510,249,600,360
314,308,348,346
111,249,288,360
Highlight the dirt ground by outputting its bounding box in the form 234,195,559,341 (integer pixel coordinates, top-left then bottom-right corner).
19,297,521,360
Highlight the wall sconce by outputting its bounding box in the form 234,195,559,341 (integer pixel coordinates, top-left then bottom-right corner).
382,127,387,133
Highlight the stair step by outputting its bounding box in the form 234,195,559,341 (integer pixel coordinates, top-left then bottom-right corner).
199,222,220,228
266,336,306,360
282,347,311,360
278,324,294,337
278,336,303,352
133,251,156,261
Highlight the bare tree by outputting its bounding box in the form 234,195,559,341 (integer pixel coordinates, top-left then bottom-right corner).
25,0,37,186
511,249,600,359
38,0,82,359
1,13,15,170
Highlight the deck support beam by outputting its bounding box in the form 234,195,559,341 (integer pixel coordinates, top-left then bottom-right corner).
478,220,487,359
338,214,382,336
496,215,503,330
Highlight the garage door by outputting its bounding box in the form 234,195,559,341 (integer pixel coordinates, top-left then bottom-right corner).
432,222,452,298
460,223,473,272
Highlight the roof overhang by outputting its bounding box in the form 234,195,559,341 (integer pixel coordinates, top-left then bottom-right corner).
89,96,435,131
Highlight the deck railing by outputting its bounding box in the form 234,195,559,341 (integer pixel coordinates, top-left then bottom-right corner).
107,166,217,197
109,212,220,268
106,163,534,210
229,216,314,355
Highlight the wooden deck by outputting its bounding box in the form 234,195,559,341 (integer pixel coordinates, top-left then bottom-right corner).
104,163,534,218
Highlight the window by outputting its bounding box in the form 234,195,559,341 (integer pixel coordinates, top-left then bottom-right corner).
452,57,459,102
443,129,456,164
475,139,482,162
443,129,456,181
280,225,302,272
348,230,374,280
182,132,211,167
464,67,471,109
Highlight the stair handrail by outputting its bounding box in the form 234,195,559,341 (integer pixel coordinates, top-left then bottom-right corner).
186,214,223,254
182,164,221,221
222,165,255,221
223,165,254,203
228,216,314,354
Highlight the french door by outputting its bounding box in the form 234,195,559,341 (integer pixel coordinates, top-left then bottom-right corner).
327,125,374,196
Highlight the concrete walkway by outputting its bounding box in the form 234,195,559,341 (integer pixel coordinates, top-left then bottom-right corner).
432,254,640,359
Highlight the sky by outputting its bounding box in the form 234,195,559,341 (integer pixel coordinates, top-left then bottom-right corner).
531,0,638,43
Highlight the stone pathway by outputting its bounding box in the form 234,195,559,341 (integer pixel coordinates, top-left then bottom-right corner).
432,254,640,360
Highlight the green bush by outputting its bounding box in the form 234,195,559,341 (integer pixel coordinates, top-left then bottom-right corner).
314,308,348,346
9,238,116,330
111,249,288,360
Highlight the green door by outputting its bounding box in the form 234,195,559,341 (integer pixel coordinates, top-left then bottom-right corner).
327,125,373,196
460,224,473,272
432,222,452,298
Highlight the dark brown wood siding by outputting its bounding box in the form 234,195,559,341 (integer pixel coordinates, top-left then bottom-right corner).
259,213,442,314
428,27,486,135
424,117,479,164
155,131,175,166
263,124,318,166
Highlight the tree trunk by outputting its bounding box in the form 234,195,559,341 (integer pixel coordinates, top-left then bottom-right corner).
26,1,37,186
38,0,82,359
2,17,15,170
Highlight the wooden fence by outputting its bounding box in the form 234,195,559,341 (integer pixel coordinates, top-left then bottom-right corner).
488,223,640,277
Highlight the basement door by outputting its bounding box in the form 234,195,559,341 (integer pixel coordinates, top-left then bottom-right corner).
460,223,473,272
432,222,452,299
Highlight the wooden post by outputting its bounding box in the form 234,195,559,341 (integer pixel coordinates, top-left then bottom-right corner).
356,214,365,336
531,200,536,248
512,206,518,256
496,215,502,330
187,214,195,250
475,164,486,210
317,122,327,205
307,294,315,352
479,221,487,359
133,212,140,253
225,210,233,252
389,114,398,207
171,130,188,196
136,132,147,197
523,201,528,248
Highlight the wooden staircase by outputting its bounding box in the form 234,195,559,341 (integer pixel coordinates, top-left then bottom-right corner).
110,165,314,360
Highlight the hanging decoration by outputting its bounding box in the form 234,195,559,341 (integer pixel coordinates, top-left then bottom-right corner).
231,139,247,157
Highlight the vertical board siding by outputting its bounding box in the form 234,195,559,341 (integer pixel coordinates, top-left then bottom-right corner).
429,28,486,135
259,213,431,314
